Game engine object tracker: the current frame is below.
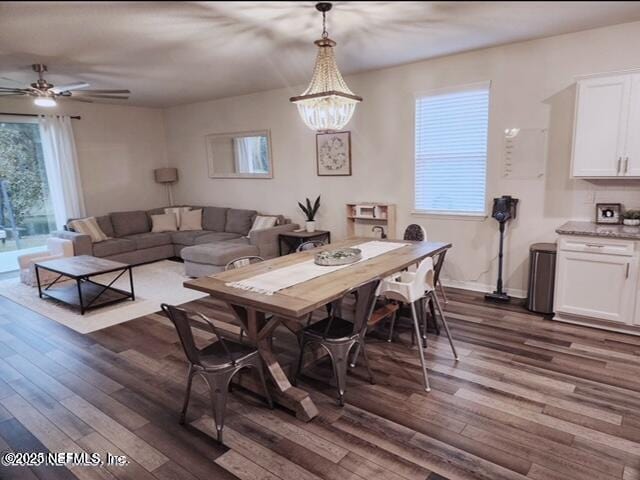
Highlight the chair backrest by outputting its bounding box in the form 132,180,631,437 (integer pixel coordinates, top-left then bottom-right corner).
403,224,427,242
322,279,380,339
297,240,327,252
224,255,264,271
415,256,435,291
161,303,237,366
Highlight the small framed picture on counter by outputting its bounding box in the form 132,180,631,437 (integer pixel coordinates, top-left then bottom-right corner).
595,203,622,224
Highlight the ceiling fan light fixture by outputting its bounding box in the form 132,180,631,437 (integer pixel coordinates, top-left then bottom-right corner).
290,2,362,132
34,97,57,107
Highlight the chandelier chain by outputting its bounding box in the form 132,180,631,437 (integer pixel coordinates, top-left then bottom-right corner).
322,10,328,38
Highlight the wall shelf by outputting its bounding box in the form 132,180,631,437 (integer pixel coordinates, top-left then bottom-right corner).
346,203,396,239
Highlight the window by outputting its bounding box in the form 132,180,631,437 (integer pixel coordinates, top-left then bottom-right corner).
414,83,490,216
0,118,54,272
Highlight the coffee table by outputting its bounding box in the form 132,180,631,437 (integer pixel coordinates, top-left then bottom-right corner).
35,255,135,315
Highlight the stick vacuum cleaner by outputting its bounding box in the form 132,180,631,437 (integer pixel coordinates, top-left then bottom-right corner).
485,195,519,303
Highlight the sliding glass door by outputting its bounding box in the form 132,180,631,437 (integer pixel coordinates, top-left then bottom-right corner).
0,118,55,272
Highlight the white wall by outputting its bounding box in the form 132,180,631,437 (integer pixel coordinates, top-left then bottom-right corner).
0,97,168,216
164,21,640,296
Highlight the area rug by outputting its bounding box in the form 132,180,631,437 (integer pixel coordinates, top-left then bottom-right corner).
0,260,208,334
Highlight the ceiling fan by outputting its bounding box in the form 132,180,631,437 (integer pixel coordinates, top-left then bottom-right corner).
0,64,130,107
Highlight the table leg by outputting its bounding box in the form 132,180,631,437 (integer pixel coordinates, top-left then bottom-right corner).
77,279,85,315
228,304,318,421
129,267,135,301
36,265,42,299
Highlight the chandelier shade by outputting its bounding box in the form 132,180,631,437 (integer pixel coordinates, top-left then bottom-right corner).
290,3,362,132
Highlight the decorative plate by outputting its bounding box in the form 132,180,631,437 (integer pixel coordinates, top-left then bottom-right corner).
314,248,362,266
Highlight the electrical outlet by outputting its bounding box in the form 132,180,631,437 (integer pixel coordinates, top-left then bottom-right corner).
584,190,596,205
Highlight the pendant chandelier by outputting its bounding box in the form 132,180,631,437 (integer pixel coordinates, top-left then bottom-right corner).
290,2,362,132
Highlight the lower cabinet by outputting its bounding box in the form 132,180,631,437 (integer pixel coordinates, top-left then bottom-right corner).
554,236,638,326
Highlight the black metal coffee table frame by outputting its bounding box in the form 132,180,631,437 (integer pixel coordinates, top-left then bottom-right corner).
35,263,135,315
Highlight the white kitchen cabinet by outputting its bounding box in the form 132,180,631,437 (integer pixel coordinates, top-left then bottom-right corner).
625,74,640,176
571,72,640,178
554,236,639,326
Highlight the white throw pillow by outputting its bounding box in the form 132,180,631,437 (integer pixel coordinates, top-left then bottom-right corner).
151,213,178,232
250,215,278,232
180,209,203,231
165,207,191,228
68,217,109,243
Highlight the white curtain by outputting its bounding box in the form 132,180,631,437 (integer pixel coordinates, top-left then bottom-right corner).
38,115,86,229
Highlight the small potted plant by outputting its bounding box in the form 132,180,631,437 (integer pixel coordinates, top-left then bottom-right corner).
298,195,320,232
623,209,640,226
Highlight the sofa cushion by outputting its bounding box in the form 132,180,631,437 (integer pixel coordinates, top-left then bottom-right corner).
225,209,257,235
68,217,109,243
92,238,136,257
124,232,172,250
181,242,259,266
180,209,202,231
151,213,178,232
202,207,228,232
194,232,242,244
170,230,213,246
96,215,115,238
110,211,150,237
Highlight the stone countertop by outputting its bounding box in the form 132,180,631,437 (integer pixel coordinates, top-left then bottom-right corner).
556,221,640,240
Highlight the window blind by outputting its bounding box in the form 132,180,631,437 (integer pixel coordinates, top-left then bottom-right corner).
414,85,489,215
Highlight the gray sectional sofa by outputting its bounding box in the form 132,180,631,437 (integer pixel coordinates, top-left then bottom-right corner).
54,206,298,272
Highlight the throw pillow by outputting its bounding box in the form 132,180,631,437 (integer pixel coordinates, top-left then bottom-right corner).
250,215,278,232
165,207,191,228
68,217,109,243
151,213,178,232
180,209,203,231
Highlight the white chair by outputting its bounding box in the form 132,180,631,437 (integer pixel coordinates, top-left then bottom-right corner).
18,238,74,286
376,257,458,392
403,223,448,304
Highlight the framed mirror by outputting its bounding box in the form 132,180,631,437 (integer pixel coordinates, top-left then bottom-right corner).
205,129,273,178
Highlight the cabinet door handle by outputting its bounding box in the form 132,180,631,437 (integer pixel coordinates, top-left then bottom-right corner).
625,157,629,174
618,157,622,174
626,263,630,279
585,243,604,248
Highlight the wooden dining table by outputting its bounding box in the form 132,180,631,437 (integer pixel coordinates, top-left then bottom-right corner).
183,237,451,421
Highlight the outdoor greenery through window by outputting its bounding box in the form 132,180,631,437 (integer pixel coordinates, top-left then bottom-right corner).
414,83,490,216
0,119,55,271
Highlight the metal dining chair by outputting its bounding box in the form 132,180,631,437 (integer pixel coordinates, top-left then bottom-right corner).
224,255,265,271
162,303,273,443
293,279,380,406
296,240,327,252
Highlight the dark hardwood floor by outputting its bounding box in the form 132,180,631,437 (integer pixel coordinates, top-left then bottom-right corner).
0,287,639,480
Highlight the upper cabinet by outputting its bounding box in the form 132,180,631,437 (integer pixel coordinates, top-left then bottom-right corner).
572,72,640,178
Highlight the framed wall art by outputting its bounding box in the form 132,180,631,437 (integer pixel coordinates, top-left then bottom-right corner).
595,203,622,224
316,131,351,176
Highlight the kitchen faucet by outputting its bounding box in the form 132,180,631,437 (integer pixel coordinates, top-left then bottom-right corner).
372,226,387,239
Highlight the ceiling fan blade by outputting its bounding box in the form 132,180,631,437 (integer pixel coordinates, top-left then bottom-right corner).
73,89,131,95
0,76,23,86
0,87,26,92
0,92,26,97
50,82,90,94
78,94,129,100
65,97,94,103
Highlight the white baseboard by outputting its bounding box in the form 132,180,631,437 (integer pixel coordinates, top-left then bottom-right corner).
441,279,527,299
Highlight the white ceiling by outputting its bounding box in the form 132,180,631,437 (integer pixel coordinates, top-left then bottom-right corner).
1,1,640,107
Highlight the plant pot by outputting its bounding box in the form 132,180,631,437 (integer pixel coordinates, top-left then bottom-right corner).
305,221,316,233
623,219,640,226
